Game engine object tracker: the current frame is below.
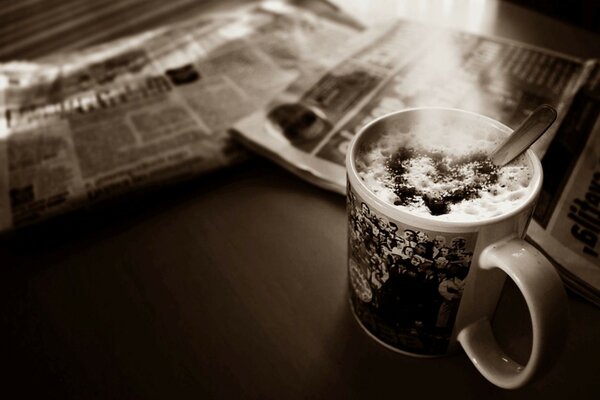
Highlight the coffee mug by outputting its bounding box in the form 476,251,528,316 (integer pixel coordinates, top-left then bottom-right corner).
345,108,568,389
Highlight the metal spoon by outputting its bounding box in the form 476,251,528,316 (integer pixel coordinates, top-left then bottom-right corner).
489,104,557,166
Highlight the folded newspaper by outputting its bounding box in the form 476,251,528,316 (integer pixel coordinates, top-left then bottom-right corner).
233,19,600,307
0,0,362,231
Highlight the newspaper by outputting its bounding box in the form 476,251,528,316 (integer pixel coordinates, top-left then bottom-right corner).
0,0,362,231
233,19,600,306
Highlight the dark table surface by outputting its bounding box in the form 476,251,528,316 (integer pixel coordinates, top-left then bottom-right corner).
1,1,600,398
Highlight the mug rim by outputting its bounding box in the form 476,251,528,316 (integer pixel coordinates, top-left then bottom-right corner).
346,107,543,230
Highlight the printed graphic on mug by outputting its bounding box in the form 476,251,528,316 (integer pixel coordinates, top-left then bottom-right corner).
348,189,477,356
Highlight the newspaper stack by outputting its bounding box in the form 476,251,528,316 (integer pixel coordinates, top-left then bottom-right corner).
233,20,600,307
0,0,361,231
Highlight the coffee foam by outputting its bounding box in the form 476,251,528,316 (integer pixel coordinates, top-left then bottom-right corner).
357,117,533,221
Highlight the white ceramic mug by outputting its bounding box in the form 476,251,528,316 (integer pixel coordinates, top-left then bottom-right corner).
346,108,568,389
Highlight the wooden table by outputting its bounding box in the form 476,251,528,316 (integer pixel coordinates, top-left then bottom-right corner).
1,1,599,398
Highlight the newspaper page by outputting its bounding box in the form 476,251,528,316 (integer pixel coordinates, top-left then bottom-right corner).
529,63,600,306
0,0,362,231
233,19,600,305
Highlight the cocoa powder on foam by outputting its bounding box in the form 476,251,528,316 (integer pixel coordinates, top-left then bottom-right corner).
357,122,532,221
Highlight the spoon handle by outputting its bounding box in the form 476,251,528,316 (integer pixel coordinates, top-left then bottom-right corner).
490,104,557,166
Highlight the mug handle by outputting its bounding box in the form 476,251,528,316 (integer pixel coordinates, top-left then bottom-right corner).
457,236,569,389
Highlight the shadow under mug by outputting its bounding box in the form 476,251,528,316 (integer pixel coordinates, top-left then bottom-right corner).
345,107,568,389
